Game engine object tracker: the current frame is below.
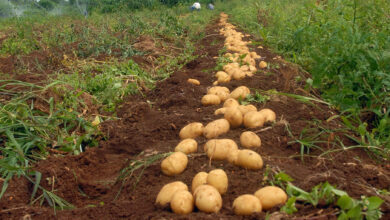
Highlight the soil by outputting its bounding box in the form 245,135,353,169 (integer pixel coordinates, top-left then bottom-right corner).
0,18,389,220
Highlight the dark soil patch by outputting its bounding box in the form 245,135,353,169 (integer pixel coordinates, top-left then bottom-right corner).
1,19,389,220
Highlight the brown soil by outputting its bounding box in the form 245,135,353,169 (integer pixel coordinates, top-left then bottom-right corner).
0,19,389,220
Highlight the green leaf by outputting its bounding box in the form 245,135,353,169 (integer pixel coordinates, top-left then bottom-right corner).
337,195,355,210
281,197,298,214
366,196,384,210
30,171,42,203
346,205,362,219
337,212,349,220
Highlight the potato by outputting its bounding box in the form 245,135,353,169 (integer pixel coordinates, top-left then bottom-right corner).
243,111,265,128
230,86,250,100
192,172,209,193
240,131,261,148
201,94,221,106
194,185,222,213
233,194,262,215
258,109,276,123
232,70,246,80
170,190,194,214
224,107,243,128
187,78,200,85
208,86,230,101
227,149,239,165
223,98,239,108
156,181,188,206
249,65,257,73
254,186,287,210
250,52,261,59
179,122,204,139
236,149,263,170
175,139,198,154
259,61,267,69
238,105,257,116
203,119,230,139
204,139,238,160
215,71,231,84
161,152,188,176
207,169,228,195
214,107,227,115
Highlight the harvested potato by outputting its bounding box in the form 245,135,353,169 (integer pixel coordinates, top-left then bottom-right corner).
243,111,265,128
202,94,221,106
249,65,257,73
203,119,230,139
192,172,209,193
259,61,267,69
238,105,257,116
156,181,188,206
214,107,227,115
208,86,230,101
207,169,228,195
161,152,188,176
204,139,238,160
175,139,198,154
223,98,240,108
215,71,231,84
240,131,261,148
224,107,243,128
227,149,239,165
233,194,262,215
254,186,287,210
232,70,246,80
258,109,276,123
179,122,204,139
187,78,200,85
170,190,194,214
236,149,263,170
230,86,250,100
194,185,222,213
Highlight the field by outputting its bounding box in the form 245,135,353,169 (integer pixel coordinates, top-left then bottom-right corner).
0,0,389,219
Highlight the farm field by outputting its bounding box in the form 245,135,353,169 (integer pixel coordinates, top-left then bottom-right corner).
0,0,389,219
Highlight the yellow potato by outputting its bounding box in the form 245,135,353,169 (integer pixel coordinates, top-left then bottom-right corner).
258,109,276,123
192,172,209,193
232,70,246,80
259,61,267,69
243,111,266,128
201,94,221,106
223,98,240,108
214,107,227,115
227,149,239,165
208,86,230,101
175,139,198,154
240,65,249,71
156,181,188,206
179,122,204,139
187,78,200,85
224,107,243,128
194,185,222,213
236,149,263,170
170,190,194,214
249,65,257,73
230,86,250,100
203,119,230,139
240,131,261,148
250,52,261,59
207,169,228,195
237,105,257,116
233,194,262,215
204,139,238,160
161,152,188,176
254,186,287,210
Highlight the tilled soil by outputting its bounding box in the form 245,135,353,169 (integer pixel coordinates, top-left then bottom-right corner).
1,20,389,220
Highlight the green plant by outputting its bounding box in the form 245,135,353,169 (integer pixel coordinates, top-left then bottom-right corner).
241,91,270,105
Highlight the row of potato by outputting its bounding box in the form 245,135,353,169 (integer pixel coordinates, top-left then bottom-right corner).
156,13,287,216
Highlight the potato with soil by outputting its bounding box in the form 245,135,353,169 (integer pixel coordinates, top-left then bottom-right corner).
259,61,267,69
204,139,238,160
230,86,250,100
224,107,243,128
161,152,188,176
240,131,261,148
187,78,200,85
156,181,188,206
258,109,276,123
243,111,266,128
207,169,228,195
179,122,204,139
175,139,198,154
233,194,262,215
203,119,230,139
201,94,221,106
223,98,240,108
254,186,287,210
236,149,263,170
170,190,194,214
208,86,230,101
193,185,223,213
237,105,257,116
214,107,226,115
215,71,231,84
192,172,209,193
227,148,239,165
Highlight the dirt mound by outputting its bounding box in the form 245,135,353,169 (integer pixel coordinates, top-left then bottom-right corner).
0,20,389,220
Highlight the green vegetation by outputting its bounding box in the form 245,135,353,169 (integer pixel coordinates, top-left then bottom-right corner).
221,0,390,154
